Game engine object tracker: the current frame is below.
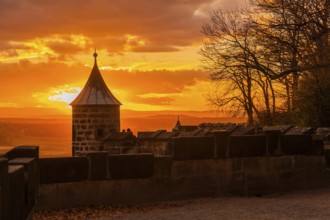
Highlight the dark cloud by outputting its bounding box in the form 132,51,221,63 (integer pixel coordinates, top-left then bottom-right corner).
102,69,208,94
0,0,226,53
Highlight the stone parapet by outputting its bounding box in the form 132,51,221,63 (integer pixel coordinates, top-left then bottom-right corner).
8,165,25,220
40,157,89,184
37,155,330,210
9,158,38,216
0,158,8,220
0,146,39,220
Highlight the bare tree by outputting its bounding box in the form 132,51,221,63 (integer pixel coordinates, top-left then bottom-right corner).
202,0,330,126
201,10,277,125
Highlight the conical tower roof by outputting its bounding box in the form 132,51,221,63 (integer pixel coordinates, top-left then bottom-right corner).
172,116,181,132
70,52,121,106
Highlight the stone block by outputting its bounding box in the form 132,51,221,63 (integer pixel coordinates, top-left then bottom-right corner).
245,172,278,196
172,137,215,160
269,156,293,171
5,146,39,160
232,127,256,135
243,157,269,172
214,131,230,158
229,135,267,157
278,170,306,192
215,158,232,173
285,127,315,135
217,172,232,195
172,161,195,177
87,152,109,180
74,114,87,118
324,149,330,168
293,155,324,171
9,158,37,215
0,158,8,220
263,125,293,134
172,160,216,178
6,145,40,207
301,169,330,189
231,158,242,171
8,165,25,220
181,175,217,197
193,160,216,176
230,172,246,196
108,154,154,179
281,135,323,155
40,157,89,183
313,135,324,154
154,156,172,177
265,130,281,155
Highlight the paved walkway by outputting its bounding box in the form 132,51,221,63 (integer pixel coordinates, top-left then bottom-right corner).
36,188,330,220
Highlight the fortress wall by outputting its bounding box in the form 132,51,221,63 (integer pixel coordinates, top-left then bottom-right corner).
36,134,329,209
37,154,330,210
1,134,329,213
171,133,323,160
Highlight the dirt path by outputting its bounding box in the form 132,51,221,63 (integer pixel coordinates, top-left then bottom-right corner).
36,188,330,220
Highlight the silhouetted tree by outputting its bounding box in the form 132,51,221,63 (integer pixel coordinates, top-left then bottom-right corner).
201,0,330,126
201,10,277,125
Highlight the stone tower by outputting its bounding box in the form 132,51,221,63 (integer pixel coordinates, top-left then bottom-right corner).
71,51,121,156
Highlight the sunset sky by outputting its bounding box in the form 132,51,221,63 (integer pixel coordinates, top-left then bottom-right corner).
0,0,241,116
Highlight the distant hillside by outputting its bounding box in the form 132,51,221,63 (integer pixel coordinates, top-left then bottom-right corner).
0,107,70,118
120,109,231,118
0,107,242,120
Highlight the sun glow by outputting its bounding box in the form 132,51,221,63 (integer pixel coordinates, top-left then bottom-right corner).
32,85,81,112
48,86,82,104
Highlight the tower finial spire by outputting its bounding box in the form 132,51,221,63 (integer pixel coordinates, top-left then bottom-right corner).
93,48,98,64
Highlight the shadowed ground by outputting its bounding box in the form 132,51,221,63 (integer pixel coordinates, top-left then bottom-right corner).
36,188,330,220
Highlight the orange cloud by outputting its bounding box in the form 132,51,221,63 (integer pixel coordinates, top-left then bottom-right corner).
101,69,208,94
0,61,210,110
0,0,242,55
0,0,242,113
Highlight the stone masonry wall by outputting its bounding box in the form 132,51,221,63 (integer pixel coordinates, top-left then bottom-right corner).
72,105,120,155
1,145,329,212
37,154,330,209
